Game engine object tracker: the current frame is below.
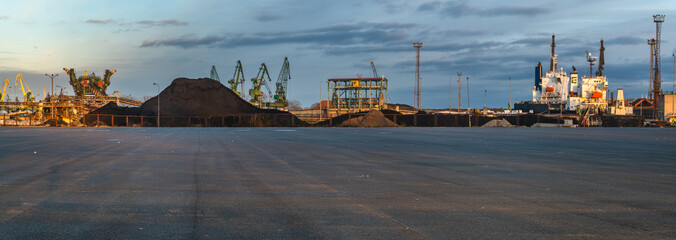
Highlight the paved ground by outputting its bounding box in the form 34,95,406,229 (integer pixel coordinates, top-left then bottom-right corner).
0,127,674,239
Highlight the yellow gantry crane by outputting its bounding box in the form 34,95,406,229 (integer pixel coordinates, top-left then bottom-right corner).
1,77,10,102
14,72,35,102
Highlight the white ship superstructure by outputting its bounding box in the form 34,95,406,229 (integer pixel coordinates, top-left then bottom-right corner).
532,35,570,107
567,40,608,112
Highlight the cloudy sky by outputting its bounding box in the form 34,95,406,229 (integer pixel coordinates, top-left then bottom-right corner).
0,0,674,108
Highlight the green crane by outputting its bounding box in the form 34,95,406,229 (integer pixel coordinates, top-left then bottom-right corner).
249,63,273,107
268,57,290,108
63,68,115,97
227,61,245,97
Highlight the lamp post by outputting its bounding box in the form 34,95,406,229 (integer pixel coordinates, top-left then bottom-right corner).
484,89,487,113
45,73,58,121
449,76,452,114
467,76,471,127
509,77,512,111
153,83,160,127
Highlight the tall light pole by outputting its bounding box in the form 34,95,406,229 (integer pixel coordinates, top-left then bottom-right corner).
153,83,160,127
449,76,452,114
484,89,487,113
466,76,470,111
509,77,512,111
413,42,423,111
45,73,58,121
467,76,471,127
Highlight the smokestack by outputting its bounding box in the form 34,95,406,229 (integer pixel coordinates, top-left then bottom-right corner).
596,39,605,77
550,35,556,72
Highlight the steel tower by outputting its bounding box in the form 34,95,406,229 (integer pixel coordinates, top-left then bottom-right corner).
653,14,665,119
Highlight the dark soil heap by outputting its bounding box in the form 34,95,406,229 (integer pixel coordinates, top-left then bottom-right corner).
88,102,140,116
139,78,261,116
83,78,307,127
339,111,399,127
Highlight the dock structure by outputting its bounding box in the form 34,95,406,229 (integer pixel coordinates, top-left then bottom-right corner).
326,76,388,116
0,95,142,125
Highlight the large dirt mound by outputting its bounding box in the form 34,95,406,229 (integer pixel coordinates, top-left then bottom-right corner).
339,111,399,127
139,78,261,116
481,118,513,127
315,110,401,127
89,102,140,115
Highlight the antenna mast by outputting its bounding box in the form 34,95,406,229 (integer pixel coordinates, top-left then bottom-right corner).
586,51,597,78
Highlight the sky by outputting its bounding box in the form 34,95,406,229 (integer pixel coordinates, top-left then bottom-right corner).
1,0,675,109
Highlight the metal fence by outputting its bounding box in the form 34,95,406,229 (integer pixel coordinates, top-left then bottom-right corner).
313,113,576,127
0,115,43,126
1,113,581,128
81,114,304,127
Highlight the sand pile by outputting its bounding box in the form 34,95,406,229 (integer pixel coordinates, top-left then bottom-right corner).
339,111,398,127
139,78,261,116
481,118,513,127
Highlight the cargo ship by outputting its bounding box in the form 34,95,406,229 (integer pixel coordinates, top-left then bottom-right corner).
515,35,608,114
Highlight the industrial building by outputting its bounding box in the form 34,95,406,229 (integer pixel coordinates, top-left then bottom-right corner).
660,93,676,121
326,76,388,116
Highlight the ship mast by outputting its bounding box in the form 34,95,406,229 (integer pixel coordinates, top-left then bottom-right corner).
596,39,605,77
549,35,557,72
586,51,597,77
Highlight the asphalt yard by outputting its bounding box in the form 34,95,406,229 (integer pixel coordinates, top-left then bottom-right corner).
0,127,674,239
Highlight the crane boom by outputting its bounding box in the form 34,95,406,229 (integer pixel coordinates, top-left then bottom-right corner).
370,61,379,78
271,57,290,108
227,61,245,97
249,63,273,106
210,65,220,82
1,78,10,102
14,73,34,102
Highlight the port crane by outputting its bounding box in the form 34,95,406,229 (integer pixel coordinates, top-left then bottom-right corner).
269,57,290,108
249,63,273,107
227,60,245,97
1,77,10,102
14,73,35,102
